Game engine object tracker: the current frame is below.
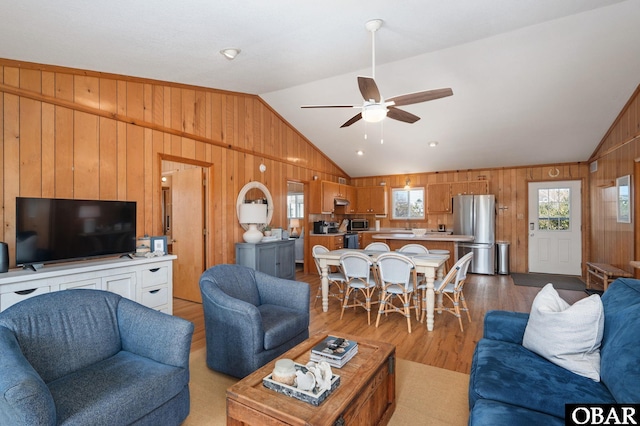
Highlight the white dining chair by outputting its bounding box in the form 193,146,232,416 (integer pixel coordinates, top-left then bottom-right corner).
397,244,430,284
339,251,379,325
397,244,429,255
374,252,420,333
418,252,473,330
429,249,451,272
365,242,390,252
312,245,346,307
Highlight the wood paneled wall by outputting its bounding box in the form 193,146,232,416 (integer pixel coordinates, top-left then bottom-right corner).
0,59,348,268
588,84,640,274
351,164,590,274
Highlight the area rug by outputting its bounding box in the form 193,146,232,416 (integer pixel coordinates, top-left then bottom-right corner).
512,272,585,291
184,348,470,425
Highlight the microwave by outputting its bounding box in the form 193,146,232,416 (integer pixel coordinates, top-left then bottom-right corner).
348,219,369,231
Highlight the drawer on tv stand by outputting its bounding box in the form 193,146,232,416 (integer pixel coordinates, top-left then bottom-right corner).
1,286,50,311
141,266,169,288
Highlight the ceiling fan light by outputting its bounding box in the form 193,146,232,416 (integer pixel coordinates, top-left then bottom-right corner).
362,104,387,123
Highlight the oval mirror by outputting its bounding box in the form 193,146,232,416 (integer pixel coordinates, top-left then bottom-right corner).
236,181,274,230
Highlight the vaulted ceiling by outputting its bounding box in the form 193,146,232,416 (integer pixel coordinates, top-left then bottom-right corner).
2,0,639,176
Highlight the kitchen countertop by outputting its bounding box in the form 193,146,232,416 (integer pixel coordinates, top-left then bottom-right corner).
310,228,453,235
371,233,474,242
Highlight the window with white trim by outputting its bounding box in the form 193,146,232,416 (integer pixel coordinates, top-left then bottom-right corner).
391,187,425,220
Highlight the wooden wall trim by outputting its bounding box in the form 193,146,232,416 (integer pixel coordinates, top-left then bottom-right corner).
589,133,640,163
354,161,586,182
0,82,347,179
589,83,640,162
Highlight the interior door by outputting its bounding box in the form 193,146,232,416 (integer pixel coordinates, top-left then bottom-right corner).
172,167,205,302
528,180,582,275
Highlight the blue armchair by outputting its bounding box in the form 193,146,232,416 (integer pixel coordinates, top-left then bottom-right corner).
0,289,194,426
199,264,310,378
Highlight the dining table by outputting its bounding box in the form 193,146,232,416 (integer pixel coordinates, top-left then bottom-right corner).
313,248,449,331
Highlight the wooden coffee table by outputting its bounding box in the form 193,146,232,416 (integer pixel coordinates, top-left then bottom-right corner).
226,332,396,425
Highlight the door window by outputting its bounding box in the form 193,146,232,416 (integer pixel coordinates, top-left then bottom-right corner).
537,188,570,231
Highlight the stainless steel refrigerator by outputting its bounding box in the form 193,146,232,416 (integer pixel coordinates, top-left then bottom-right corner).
453,194,496,275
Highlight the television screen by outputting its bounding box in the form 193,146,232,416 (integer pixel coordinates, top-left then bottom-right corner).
16,197,137,266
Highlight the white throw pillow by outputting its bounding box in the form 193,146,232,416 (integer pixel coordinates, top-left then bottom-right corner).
522,283,604,381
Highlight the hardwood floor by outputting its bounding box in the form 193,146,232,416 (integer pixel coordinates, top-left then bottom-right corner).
173,269,586,375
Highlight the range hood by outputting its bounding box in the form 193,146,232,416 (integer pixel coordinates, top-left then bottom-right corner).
334,197,350,206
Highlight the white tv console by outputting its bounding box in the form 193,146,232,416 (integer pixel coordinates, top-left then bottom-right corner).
0,255,176,314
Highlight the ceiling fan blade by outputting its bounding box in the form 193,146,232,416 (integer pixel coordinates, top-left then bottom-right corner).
387,107,420,124
387,88,453,107
301,104,358,108
357,76,381,103
340,113,363,128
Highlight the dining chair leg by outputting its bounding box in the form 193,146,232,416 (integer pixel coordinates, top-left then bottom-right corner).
420,290,427,323
460,291,471,322
314,285,321,307
375,292,389,328
412,292,420,320
453,300,464,331
403,294,412,333
340,287,354,320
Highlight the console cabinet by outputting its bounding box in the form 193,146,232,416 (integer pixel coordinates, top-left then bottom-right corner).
235,239,296,280
0,256,176,313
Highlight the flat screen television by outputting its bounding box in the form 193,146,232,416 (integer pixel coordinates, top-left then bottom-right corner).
16,197,137,267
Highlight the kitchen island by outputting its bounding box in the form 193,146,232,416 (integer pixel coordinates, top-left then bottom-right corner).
371,233,474,255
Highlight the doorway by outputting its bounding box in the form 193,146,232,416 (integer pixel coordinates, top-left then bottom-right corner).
162,160,207,303
287,181,304,270
528,180,582,275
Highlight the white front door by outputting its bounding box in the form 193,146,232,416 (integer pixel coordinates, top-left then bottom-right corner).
528,180,582,275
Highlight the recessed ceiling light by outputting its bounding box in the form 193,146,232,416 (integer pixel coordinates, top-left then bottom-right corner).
428,141,439,147
220,48,241,60
356,150,364,156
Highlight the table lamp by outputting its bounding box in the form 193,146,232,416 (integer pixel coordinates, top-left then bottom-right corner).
239,203,267,243
289,219,300,237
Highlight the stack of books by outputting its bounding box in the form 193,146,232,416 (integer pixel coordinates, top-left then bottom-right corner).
310,336,358,368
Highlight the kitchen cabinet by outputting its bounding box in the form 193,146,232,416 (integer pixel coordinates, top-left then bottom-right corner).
429,180,490,213
427,182,452,213
322,181,340,213
361,232,374,248
356,186,387,214
451,180,489,196
306,234,344,274
309,181,327,214
468,180,489,194
450,182,468,197
310,180,357,214
342,185,358,214
309,234,344,251
235,239,295,280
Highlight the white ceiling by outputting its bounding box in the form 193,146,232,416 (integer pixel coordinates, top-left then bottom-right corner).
2,0,639,177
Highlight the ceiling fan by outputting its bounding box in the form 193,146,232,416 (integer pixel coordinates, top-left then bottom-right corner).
301,19,453,128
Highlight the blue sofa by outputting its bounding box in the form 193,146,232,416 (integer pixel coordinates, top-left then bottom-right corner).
0,289,194,426
199,264,310,378
469,278,640,425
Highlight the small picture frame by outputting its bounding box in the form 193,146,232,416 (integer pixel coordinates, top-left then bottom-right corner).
271,228,283,240
150,236,168,255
